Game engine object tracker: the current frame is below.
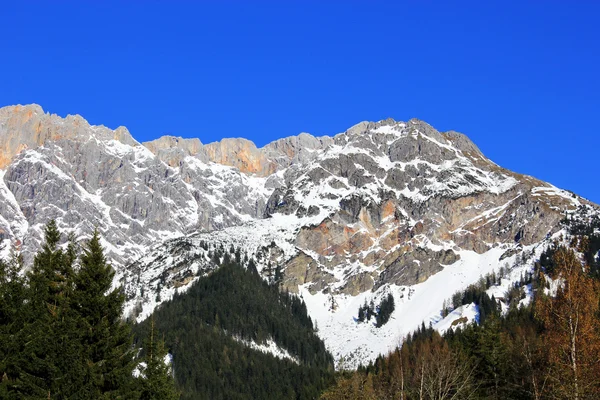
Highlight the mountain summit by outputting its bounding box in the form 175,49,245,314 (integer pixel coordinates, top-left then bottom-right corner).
0,104,595,367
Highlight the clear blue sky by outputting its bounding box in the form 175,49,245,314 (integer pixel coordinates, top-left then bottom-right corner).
1,1,599,202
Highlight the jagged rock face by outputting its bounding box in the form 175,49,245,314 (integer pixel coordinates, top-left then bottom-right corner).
143,136,206,167
0,105,589,277
0,104,136,168
0,105,274,265
1,104,596,367
251,119,579,295
144,131,333,176
110,117,594,313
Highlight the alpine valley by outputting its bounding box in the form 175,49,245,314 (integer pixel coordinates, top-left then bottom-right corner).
1,103,596,371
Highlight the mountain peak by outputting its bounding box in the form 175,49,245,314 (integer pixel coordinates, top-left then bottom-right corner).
0,104,144,168
0,103,597,370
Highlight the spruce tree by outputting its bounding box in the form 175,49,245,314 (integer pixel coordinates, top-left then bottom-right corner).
0,251,27,394
15,219,82,397
138,318,180,400
70,228,137,398
273,264,283,287
376,294,395,328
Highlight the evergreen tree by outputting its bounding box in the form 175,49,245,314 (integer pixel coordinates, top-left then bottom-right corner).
247,258,258,275
14,219,82,397
265,261,273,284
375,294,395,328
273,264,283,287
0,250,27,395
2,223,138,398
70,228,137,398
357,302,367,322
474,316,510,399
138,318,180,400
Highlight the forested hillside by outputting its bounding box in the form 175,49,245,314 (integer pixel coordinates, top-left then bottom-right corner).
133,254,335,400
0,221,177,399
0,221,334,399
3,216,600,399
321,216,600,399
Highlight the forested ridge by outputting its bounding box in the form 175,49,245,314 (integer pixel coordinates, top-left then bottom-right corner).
3,215,600,399
0,221,178,399
0,222,334,399
133,257,335,400
322,215,600,399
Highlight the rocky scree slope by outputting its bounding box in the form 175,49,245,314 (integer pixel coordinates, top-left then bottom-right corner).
0,104,595,368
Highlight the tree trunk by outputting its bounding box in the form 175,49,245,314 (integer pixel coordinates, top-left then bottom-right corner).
400,354,404,400
569,313,579,400
420,358,424,400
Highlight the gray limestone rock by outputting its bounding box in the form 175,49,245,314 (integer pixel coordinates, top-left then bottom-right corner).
0,104,594,322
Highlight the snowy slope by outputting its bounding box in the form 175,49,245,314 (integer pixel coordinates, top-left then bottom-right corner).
1,105,597,370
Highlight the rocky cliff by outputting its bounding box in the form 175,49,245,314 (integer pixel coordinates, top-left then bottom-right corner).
0,104,595,368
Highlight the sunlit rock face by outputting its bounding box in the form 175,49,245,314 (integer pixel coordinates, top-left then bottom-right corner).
0,104,272,265
0,104,595,368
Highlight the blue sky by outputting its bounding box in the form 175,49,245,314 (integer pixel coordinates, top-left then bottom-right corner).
1,1,599,202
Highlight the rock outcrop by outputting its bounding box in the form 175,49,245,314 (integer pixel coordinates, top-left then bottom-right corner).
0,104,596,368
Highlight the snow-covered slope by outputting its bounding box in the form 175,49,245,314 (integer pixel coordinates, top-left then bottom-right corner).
0,104,275,266
1,104,597,369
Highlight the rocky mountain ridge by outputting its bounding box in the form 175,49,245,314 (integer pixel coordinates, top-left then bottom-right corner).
0,103,595,368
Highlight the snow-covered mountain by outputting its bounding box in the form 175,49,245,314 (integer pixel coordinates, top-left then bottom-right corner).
0,104,595,368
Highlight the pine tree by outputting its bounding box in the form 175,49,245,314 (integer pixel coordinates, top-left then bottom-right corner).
247,258,258,275
265,261,273,284
70,228,137,398
0,250,27,394
138,318,180,400
29,219,73,312
475,316,509,399
375,294,395,328
14,219,82,397
358,302,367,322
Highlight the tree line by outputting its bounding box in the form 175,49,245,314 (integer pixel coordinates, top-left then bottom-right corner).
133,256,334,399
0,221,178,399
322,225,600,399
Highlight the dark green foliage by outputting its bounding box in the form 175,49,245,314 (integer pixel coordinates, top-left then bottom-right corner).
539,245,557,275
357,300,376,323
9,220,85,397
273,264,283,287
133,258,334,400
138,318,179,400
375,294,395,327
563,211,600,277
2,222,334,399
0,251,27,397
0,221,173,399
356,295,395,327
442,305,548,399
357,302,367,322
449,281,500,325
70,229,137,398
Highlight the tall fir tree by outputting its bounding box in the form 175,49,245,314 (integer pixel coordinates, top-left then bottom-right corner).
138,317,180,400
0,250,27,395
14,219,83,397
70,228,137,398
2,222,139,399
